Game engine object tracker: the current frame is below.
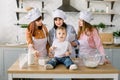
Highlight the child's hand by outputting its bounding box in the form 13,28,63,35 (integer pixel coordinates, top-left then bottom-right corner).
65,51,70,56
48,53,54,58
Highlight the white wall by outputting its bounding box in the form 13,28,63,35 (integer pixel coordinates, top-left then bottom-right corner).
0,0,120,43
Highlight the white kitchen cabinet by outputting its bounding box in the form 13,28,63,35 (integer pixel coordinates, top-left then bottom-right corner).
112,49,120,70
0,48,4,80
3,47,27,80
105,48,120,70
105,49,113,63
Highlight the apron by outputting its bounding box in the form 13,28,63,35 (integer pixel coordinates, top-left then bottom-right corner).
78,34,97,57
32,28,47,57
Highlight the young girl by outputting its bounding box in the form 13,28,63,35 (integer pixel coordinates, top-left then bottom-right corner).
45,27,78,70
77,11,109,65
25,8,49,59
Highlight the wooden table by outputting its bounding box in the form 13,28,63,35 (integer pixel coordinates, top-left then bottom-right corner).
8,59,119,80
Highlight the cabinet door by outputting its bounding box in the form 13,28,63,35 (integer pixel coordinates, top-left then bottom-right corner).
112,49,120,70
104,49,113,63
3,47,27,80
0,48,4,80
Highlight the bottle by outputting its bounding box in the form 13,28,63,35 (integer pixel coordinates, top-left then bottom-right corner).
106,5,109,13
28,48,34,65
20,0,23,9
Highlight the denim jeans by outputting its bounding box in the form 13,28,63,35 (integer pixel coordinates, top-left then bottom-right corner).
47,56,74,69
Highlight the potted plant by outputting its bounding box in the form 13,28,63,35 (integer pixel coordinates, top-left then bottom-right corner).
93,22,106,32
21,24,28,28
113,30,120,44
98,22,106,32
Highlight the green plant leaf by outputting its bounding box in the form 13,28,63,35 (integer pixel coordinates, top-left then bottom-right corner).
21,24,28,28
98,22,105,28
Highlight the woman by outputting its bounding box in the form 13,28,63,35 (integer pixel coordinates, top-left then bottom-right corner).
77,11,109,64
48,9,78,58
25,8,49,58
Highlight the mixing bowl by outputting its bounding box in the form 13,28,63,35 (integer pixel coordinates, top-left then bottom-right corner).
82,54,102,68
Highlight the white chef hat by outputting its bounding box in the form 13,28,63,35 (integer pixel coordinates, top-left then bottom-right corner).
79,11,93,23
53,9,66,20
25,8,41,23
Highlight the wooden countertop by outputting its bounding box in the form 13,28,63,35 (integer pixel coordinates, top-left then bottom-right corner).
0,43,27,48
103,44,120,49
0,43,120,49
8,59,120,74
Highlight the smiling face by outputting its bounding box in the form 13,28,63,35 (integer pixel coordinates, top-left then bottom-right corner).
54,18,64,27
56,27,67,42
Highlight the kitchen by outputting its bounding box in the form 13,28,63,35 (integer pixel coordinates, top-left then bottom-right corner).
0,0,120,80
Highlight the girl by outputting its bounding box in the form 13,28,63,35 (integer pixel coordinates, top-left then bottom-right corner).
77,11,109,65
25,8,49,59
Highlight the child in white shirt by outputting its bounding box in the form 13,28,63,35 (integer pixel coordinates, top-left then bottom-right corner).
44,27,78,70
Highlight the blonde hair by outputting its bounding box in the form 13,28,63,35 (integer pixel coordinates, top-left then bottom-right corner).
56,27,66,32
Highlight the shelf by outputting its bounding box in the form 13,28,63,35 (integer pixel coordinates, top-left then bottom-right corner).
86,0,117,22
92,12,116,22
15,0,45,21
86,0,117,9
15,8,46,20
16,8,28,13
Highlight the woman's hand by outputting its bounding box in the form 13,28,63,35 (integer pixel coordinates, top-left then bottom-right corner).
99,55,110,65
104,56,110,64
70,41,77,47
33,50,39,58
49,46,56,52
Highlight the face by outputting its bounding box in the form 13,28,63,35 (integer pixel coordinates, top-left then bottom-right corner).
35,19,42,26
56,29,66,42
78,19,83,27
54,18,64,27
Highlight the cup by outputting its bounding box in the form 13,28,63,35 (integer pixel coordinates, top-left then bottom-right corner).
19,53,28,69
38,57,49,66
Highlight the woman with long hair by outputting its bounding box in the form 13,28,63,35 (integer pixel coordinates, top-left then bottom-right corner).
25,8,49,59
77,11,109,65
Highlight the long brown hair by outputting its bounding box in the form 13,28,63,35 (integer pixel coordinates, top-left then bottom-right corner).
77,20,94,39
27,16,42,36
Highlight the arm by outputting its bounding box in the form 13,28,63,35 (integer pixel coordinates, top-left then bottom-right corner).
48,40,56,58
92,29,109,64
68,25,78,46
48,28,54,46
25,29,39,58
92,29,105,55
65,42,72,56
26,29,33,45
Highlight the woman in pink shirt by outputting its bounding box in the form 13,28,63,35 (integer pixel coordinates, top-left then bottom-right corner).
77,11,109,65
